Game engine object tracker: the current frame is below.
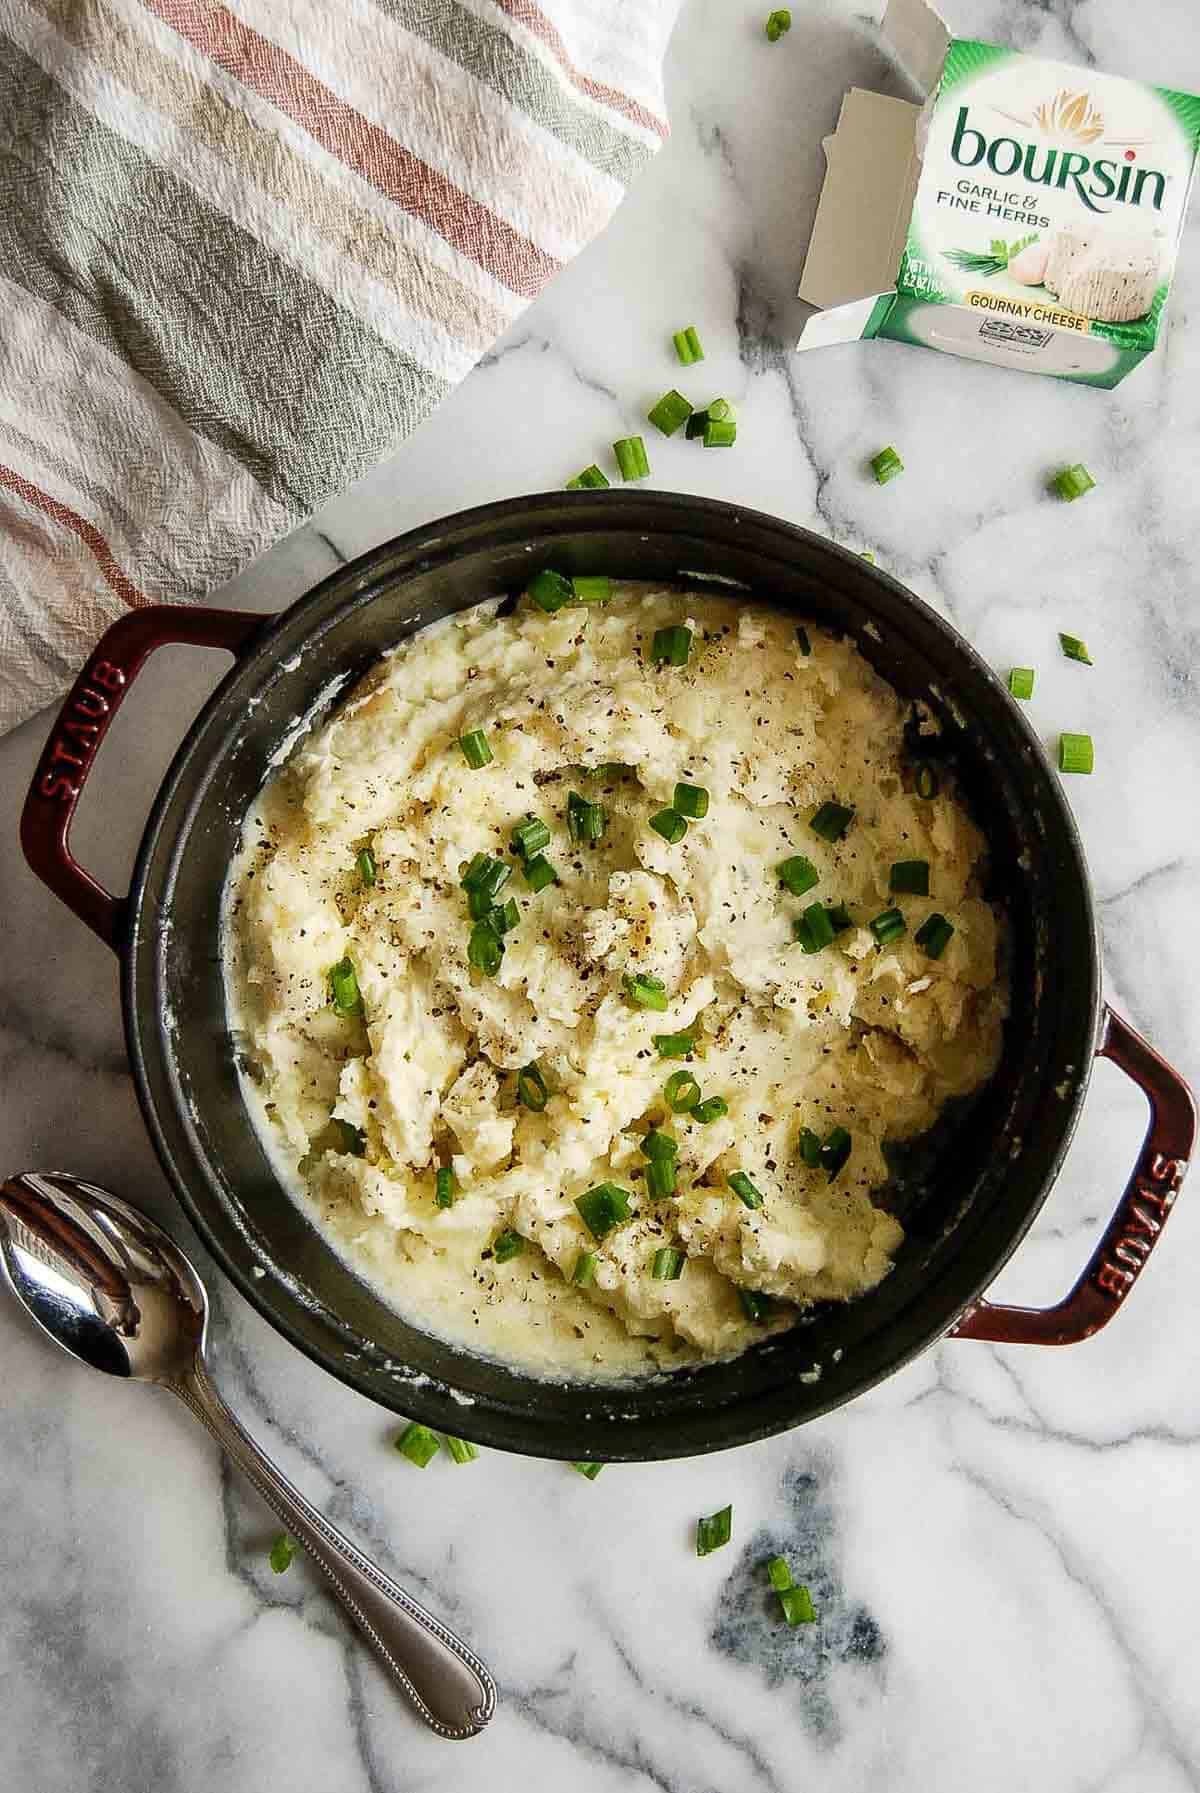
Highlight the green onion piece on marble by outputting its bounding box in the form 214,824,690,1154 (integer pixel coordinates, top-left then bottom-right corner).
650,806,688,844
624,972,668,1011
568,790,607,843
641,1128,679,1161
674,782,709,819
491,898,520,934
572,574,612,603
467,919,504,976
613,435,650,481
517,1062,549,1111
673,324,704,365
647,389,694,436
651,624,693,667
664,1069,701,1113
566,464,610,490
645,1156,677,1199
1059,732,1094,775
794,903,836,953
696,1505,733,1557
328,957,363,1017
395,1423,440,1468
810,800,854,842
1008,667,1035,701
691,1095,729,1124
571,1461,604,1479
915,912,955,959
869,907,906,946
703,417,737,448
576,1182,632,1240
442,1435,479,1464
765,8,792,40
457,729,493,769
779,1584,817,1625
572,1250,598,1287
870,445,904,484
269,1532,297,1573
728,1171,763,1209
655,1032,696,1058
767,1555,793,1592
492,1229,524,1263
685,409,709,439
778,854,819,897
356,846,376,887
511,814,550,858
1059,633,1093,666
707,398,734,421
1052,463,1095,502
522,853,558,892
528,568,574,612
651,1246,685,1280
890,859,930,896
435,1167,456,1209
738,1286,771,1321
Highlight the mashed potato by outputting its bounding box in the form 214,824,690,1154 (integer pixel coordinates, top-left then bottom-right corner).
224,585,1006,1379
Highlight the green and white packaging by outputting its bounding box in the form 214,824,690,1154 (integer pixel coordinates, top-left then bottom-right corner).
798,0,1200,386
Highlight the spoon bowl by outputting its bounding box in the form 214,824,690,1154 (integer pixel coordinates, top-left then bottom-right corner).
0,1170,496,1740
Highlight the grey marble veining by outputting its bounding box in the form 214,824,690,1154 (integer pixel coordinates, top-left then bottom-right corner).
3,1,1200,1788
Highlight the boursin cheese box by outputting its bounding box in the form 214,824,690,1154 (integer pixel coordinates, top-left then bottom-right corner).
798,0,1200,386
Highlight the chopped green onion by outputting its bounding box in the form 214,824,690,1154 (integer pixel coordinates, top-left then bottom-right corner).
467,883,495,919
655,1031,696,1058
869,907,906,946
464,855,511,902
685,409,709,440
765,7,792,39
335,1119,366,1157
576,1182,632,1240
435,1167,456,1209
810,800,854,842
1059,732,1094,775
522,853,558,892
566,464,610,490
329,956,363,1017
673,324,704,365
624,972,668,1011
825,902,853,934
738,1286,771,1321
779,1584,817,1625
647,389,694,436
914,912,955,959
1059,633,1093,666
651,624,693,667
1008,667,1035,701
613,435,650,481
728,1171,763,1210
794,902,836,954
528,568,574,613
691,1096,729,1124
458,729,493,769
467,919,504,976
269,1532,297,1573
664,1069,701,1112
651,1245,685,1280
870,445,904,485
821,1126,852,1181
1052,463,1095,502
704,418,737,448
571,1461,604,1479
356,846,376,886
696,1505,733,1557
796,626,812,656
707,398,734,422
442,1435,479,1464
395,1423,441,1468
511,814,550,858
860,551,876,564
650,806,688,844
567,790,607,843
890,859,930,896
461,852,490,889
572,1250,598,1287
492,1229,524,1263
798,1126,822,1168
673,781,709,819
641,1128,679,1161
767,1555,793,1592
572,574,612,603
914,763,940,800
517,1062,549,1111
778,854,819,897
491,898,520,934
645,1156,677,1199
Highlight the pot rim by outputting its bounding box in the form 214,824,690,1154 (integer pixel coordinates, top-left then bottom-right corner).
119,490,1102,1455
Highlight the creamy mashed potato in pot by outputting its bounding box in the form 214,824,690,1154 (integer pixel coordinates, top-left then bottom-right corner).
224,583,1007,1380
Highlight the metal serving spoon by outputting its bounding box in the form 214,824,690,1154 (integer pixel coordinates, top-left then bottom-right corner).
0,1171,496,1740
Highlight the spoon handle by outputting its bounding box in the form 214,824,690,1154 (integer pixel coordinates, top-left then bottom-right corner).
171,1360,496,1739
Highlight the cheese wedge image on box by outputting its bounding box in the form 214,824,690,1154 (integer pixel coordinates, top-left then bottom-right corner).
798,0,1200,386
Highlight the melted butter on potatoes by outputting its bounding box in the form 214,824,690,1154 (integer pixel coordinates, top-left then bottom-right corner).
225,586,1007,1380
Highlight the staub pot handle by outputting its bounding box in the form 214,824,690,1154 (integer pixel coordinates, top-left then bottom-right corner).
20,606,264,951
951,1007,1196,1346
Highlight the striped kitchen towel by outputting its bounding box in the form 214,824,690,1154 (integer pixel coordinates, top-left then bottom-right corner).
0,0,680,733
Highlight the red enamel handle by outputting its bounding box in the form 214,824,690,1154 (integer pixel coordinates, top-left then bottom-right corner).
951,1006,1196,1346
20,605,265,953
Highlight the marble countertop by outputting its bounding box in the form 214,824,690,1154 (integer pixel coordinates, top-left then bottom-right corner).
4,1,1200,1788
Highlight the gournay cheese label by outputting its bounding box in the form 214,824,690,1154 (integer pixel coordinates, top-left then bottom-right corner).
898,40,1200,349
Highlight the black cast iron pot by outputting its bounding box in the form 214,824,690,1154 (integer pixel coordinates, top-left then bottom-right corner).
21,493,1196,1458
